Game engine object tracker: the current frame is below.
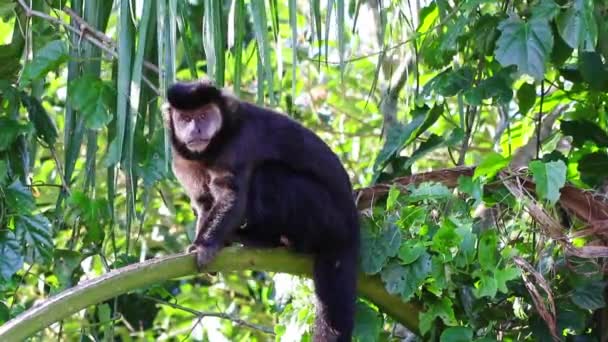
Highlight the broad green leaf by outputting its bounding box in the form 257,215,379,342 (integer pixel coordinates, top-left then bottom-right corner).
353,302,382,342
398,240,426,264
516,82,536,114
440,327,474,342
578,152,608,182
474,273,498,298
561,120,608,147
69,75,114,130
478,230,498,270
495,16,553,81
20,40,68,84
0,301,8,324
474,152,510,180
579,52,607,90
5,180,36,214
556,0,597,51
380,263,407,296
360,219,400,274
572,280,606,310
464,68,514,105
0,117,32,151
432,220,462,257
457,176,483,208
419,297,457,335
495,266,521,293
407,182,452,202
379,218,402,259
529,160,566,204
531,0,559,21
0,230,23,280
20,93,58,146
53,249,82,289
423,67,475,97
0,159,7,185
386,186,401,211
15,214,54,262
402,252,432,300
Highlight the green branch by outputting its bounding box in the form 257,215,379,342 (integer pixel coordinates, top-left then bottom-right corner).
0,247,420,340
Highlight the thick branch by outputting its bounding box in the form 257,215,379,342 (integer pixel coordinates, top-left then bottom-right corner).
0,247,420,341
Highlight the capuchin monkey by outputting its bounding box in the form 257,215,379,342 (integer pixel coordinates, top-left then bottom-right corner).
164,79,360,342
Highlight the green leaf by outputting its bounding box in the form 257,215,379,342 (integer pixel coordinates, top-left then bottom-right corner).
0,230,23,280
516,82,536,114
15,214,54,262
495,16,553,81
398,240,426,264
68,75,115,130
20,93,58,146
495,266,521,293
531,0,560,21
578,152,608,180
386,186,401,211
353,302,382,342
556,0,597,51
440,327,474,342
53,249,82,289
380,263,407,295
478,230,498,270
360,219,401,274
0,117,32,151
5,180,36,214
561,120,608,147
419,297,457,335
402,252,432,300
423,67,475,97
458,176,483,207
474,273,498,298
474,152,510,180
20,40,68,84
572,280,606,310
432,220,463,257
407,182,452,202
0,301,8,324
529,160,567,204
0,159,7,185
579,52,608,90
464,70,514,105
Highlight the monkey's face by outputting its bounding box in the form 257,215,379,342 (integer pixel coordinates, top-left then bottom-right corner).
171,104,223,152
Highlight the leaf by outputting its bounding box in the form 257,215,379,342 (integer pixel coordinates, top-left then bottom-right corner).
531,0,560,21
516,82,536,114
473,152,510,180
432,220,463,257
419,297,457,335
5,180,36,214
359,219,401,274
529,160,567,205
353,302,382,342
20,40,68,84
0,117,32,151
561,120,608,147
495,266,521,293
440,327,474,342
0,301,8,324
386,186,401,211
474,273,498,298
556,0,597,51
401,129,464,171
464,70,514,105
20,93,58,146
398,240,426,264
495,16,553,81
407,182,452,202
571,280,606,310
0,230,23,280
379,218,402,259
380,263,407,296
458,176,483,207
478,230,498,270
578,152,608,180
15,214,54,262
53,249,82,288
578,52,608,90
0,159,6,185
402,252,432,300
68,75,115,130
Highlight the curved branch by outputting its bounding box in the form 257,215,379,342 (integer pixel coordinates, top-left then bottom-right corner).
0,247,420,341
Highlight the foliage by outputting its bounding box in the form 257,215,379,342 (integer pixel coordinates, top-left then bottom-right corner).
0,0,608,340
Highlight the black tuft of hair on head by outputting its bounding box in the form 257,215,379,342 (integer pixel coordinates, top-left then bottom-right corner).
167,80,224,111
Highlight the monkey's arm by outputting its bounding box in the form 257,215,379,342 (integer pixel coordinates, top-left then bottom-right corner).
190,169,249,267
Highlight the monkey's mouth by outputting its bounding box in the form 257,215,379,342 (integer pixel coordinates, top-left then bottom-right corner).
186,138,210,150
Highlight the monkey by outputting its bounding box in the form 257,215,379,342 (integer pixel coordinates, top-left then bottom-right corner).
164,79,360,342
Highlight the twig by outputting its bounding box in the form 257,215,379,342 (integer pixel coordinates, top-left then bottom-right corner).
140,295,275,335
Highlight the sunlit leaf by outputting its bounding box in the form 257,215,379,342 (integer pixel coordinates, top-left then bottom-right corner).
529,160,567,204
495,16,553,80
556,0,597,51
20,40,68,84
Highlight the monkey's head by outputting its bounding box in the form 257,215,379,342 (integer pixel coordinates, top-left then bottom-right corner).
165,80,237,155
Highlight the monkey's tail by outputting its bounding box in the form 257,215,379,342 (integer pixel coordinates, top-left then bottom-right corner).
312,244,358,342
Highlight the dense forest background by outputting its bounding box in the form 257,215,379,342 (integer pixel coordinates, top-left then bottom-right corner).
1,0,608,340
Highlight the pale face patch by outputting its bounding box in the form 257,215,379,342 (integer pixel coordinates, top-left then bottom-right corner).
172,104,223,153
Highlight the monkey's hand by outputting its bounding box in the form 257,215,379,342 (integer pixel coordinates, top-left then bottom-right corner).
187,243,220,270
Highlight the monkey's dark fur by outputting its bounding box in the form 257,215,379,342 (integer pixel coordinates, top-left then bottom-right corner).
166,80,360,341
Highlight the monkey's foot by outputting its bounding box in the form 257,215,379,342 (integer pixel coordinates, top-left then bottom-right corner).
188,243,219,270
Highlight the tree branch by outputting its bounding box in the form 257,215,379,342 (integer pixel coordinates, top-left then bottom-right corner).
0,247,420,341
